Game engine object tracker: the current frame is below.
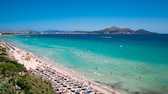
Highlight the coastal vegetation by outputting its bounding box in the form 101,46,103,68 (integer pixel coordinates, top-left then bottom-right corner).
0,45,55,94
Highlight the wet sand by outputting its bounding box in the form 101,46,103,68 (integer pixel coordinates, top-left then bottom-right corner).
0,40,119,94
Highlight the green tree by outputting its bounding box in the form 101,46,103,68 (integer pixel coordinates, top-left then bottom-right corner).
0,63,18,77
17,77,26,89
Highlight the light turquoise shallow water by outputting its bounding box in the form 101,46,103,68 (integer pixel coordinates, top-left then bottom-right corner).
1,34,168,94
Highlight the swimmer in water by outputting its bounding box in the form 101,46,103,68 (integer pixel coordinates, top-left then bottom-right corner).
95,67,98,70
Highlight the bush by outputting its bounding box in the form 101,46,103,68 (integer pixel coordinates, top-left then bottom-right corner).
0,56,9,62
0,63,18,77
0,53,7,56
0,46,54,94
0,47,6,52
0,63,18,72
0,56,27,72
6,60,27,72
17,77,26,89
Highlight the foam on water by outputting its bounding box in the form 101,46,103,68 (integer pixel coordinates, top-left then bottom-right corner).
2,34,168,94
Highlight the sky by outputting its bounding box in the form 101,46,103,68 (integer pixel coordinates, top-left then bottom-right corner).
0,0,168,33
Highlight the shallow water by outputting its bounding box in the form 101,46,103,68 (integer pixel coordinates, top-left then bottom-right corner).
2,34,168,94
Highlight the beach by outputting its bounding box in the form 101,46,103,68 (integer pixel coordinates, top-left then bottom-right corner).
1,34,168,94
0,40,118,94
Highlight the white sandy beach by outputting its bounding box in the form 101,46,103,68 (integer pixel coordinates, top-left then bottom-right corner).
0,40,119,94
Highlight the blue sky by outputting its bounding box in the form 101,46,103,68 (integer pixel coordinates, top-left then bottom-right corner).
0,0,168,33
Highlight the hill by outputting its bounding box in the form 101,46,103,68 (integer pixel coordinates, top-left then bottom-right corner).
0,26,157,35
41,26,156,34
0,44,55,94
92,26,156,34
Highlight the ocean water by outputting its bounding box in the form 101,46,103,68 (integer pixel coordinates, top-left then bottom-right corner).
1,34,168,94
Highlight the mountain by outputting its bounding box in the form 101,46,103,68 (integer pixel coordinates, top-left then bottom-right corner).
41,26,156,34
134,29,157,34
93,26,134,34
92,26,156,34
0,26,157,35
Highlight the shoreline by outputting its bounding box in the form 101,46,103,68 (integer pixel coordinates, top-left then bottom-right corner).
0,40,119,94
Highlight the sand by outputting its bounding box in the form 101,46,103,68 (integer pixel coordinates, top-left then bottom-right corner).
0,40,120,94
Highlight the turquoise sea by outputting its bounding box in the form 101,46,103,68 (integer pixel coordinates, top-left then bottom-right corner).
1,34,168,94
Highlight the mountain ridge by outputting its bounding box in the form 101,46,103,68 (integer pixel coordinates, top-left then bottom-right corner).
0,26,157,35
